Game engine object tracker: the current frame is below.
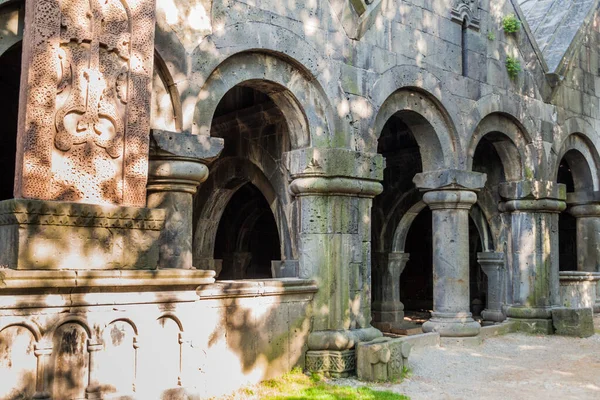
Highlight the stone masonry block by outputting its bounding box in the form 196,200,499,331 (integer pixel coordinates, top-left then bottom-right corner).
552,307,594,338
356,337,411,382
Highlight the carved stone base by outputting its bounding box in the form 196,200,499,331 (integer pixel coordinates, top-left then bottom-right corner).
305,350,356,377
0,199,164,270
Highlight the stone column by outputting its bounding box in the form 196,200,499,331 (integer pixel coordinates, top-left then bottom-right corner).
147,130,223,269
285,148,384,377
567,192,600,272
372,252,410,332
499,180,566,333
85,340,103,399
32,344,52,400
414,170,486,340
477,252,506,324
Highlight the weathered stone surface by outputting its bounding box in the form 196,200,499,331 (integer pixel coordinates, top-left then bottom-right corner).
15,0,157,206
356,337,411,382
305,350,356,378
0,199,164,270
552,307,594,338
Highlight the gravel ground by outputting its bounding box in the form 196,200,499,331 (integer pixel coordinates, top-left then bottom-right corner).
335,324,600,399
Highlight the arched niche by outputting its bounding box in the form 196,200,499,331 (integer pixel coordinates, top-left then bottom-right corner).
0,325,37,398
50,321,91,399
97,319,137,396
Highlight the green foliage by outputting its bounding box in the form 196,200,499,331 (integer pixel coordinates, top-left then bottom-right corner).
487,31,496,41
505,56,521,79
502,14,521,34
254,369,409,400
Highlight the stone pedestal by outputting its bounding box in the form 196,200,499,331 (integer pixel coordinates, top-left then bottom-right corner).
499,180,566,334
372,252,411,332
0,199,164,270
147,130,223,269
559,271,600,309
478,252,506,324
286,147,385,375
414,170,487,338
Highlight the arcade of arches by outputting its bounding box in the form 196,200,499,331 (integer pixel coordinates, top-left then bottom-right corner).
1,0,600,398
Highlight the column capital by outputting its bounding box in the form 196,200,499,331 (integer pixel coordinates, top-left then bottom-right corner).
413,170,487,192
499,180,566,201
422,190,477,210
567,191,600,217
284,147,384,182
477,252,504,266
499,180,566,213
289,176,383,198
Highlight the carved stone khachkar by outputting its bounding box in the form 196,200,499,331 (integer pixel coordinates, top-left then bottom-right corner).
16,0,156,206
356,338,412,382
451,0,480,29
305,350,356,378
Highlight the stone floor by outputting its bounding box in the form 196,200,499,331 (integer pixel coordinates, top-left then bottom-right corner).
335,316,600,399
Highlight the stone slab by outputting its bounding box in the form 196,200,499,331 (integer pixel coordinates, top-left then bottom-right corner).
440,336,483,348
479,321,517,340
552,307,594,338
383,332,440,349
509,318,555,334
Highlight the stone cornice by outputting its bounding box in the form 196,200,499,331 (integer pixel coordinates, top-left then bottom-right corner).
196,278,318,299
0,199,165,230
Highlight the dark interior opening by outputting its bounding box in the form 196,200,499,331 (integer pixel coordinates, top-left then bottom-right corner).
214,183,281,280
0,42,21,201
558,158,577,271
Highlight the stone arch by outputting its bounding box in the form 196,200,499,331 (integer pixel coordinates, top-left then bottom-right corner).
373,188,422,253
193,157,293,269
0,320,42,342
193,51,334,149
554,120,600,191
391,200,494,252
152,49,183,132
189,21,340,138
372,88,459,171
44,315,92,343
98,319,138,395
466,113,530,181
368,66,462,165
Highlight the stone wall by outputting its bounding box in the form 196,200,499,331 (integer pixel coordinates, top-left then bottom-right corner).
1,0,600,397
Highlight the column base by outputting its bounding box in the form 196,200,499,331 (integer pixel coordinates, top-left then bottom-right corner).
422,313,481,337
305,350,356,377
481,309,506,324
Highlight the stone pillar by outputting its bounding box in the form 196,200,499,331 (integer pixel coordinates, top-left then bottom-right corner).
285,148,384,377
372,252,410,332
147,130,223,269
567,192,600,273
477,252,506,324
499,180,566,333
414,170,487,340
85,340,103,399
32,344,51,400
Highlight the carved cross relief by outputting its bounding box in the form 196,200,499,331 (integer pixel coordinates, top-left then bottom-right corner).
15,0,156,206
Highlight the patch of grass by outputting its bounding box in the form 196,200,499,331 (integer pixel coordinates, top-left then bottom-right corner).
226,368,410,400
487,31,496,41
